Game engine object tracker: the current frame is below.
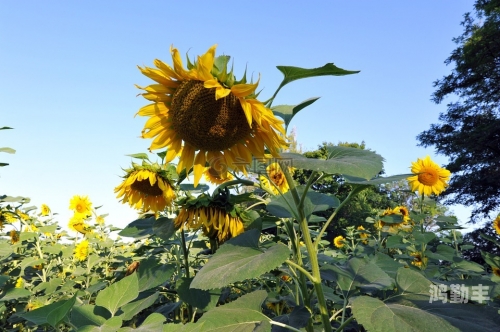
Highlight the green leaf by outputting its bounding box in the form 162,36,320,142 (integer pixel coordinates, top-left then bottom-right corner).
118,313,166,331
0,147,15,154
39,225,58,234
180,183,210,193
271,97,320,128
70,304,110,328
352,294,500,332
0,126,13,130
177,290,271,331
281,146,383,180
0,275,9,288
17,295,76,328
95,273,139,316
79,316,123,332
413,231,436,245
266,186,339,219
396,267,431,295
0,287,31,302
271,306,311,331
126,153,149,160
152,217,177,240
386,235,406,249
0,243,13,259
190,229,290,290
136,258,175,292
176,277,221,311
118,292,159,321
271,63,359,101
371,252,404,280
343,174,413,185
118,217,155,239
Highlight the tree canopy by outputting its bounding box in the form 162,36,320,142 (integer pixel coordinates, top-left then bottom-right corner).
417,0,500,222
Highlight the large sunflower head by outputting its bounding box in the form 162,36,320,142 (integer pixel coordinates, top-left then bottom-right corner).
115,161,176,213
173,192,248,242
259,162,292,195
407,156,451,196
136,45,288,187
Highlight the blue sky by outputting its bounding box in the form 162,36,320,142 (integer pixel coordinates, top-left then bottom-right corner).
1,1,478,230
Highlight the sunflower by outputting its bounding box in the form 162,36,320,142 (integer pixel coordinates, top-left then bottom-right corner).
40,204,51,216
115,162,176,213
333,235,345,248
174,193,246,242
493,215,500,235
407,156,451,196
204,166,234,185
376,206,413,233
410,252,428,268
357,225,369,244
68,214,91,235
259,162,292,195
136,45,288,187
69,195,93,217
10,230,19,244
15,277,24,288
492,266,500,277
74,239,90,261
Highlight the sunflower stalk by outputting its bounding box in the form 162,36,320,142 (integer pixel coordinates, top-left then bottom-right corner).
280,163,332,332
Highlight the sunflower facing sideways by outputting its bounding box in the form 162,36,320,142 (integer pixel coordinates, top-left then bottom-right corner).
259,162,292,195
115,161,176,213
407,156,451,196
136,45,288,187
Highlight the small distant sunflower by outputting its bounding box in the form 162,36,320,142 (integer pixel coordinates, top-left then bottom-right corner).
40,204,51,216
333,235,345,248
410,252,428,268
115,162,176,213
15,277,24,288
376,206,413,233
69,195,93,217
95,215,105,225
357,225,369,243
259,162,292,195
492,215,500,236
491,266,500,277
68,215,91,235
74,239,90,261
10,230,19,244
15,209,30,221
174,193,246,242
407,156,451,196
136,45,288,187
204,166,234,185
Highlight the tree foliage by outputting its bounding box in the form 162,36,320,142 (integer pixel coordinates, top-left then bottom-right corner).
417,0,500,221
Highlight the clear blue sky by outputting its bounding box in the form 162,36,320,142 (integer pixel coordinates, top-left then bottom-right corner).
1,1,478,230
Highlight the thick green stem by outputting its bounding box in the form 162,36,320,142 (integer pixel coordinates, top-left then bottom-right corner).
281,164,332,332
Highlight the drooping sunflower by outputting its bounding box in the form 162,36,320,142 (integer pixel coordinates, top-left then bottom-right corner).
174,193,247,242
375,206,413,233
491,266,500,277
410,252,428,269
10,230,19,244
333,235,345,248
259,162,292,195
203,166,234,185
69,195,93,217
407,156,451,196
492,215,500,235
115,162,176,213
68,214,91,235
136,45,288,187
74,239,90,261
357,225,369,243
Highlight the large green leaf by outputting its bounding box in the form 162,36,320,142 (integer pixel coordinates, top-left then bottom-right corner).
118,217,154,239
190,229,290,290
270,63,359,101
152,217,177,240
176,277,221,311
0,243,13,259
281,146,383,180
17,295,76,328
79,316,123,332
320,257,393,298
95,273,139,316
395,267,431,295
266,186,339,219
174,290,271,331
0,147,15,154
118,292,159,321
0,287,31,302
271,97,320,129
343,174,413,185
351,294,500,332
118,313,166,331
136,258,175,292
70,304,110,328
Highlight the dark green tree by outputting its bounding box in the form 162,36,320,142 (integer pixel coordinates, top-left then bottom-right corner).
417,0,500,222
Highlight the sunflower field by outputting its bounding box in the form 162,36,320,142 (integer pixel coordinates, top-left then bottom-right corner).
2,45,500,331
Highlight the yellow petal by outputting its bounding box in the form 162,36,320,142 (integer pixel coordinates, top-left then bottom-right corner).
193,151,207,188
